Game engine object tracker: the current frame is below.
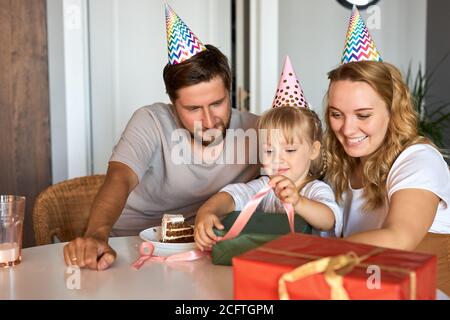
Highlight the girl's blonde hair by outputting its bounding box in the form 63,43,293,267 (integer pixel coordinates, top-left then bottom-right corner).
257,106,326,189
324,61,434,211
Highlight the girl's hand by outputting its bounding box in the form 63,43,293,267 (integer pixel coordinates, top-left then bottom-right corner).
194,211,224,251
269,175,300,206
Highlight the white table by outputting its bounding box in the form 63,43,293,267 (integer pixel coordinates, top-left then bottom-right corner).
0,236,233,300
1,236,448,300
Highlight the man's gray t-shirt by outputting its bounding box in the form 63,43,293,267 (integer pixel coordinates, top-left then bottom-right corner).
110,103,260,236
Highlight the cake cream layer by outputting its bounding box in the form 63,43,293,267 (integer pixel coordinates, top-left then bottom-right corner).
163,236,194,243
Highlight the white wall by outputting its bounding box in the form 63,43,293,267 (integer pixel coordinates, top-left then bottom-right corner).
47,0,91,183
89,0,231,173
272,0,427,117
47,0,68,183
48,0,231,179
48,0,427,180
250,0,279,114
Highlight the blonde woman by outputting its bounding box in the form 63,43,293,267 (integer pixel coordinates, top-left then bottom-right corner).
325,60,450,294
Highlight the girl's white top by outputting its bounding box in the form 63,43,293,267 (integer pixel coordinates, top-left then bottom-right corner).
221,176,343,237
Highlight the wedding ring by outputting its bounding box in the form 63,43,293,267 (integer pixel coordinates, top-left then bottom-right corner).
71,257,77,262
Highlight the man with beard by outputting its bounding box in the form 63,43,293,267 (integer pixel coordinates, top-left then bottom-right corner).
63,23,259,269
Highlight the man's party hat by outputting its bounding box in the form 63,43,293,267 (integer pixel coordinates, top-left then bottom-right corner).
341,5,382,64
272,56,308,109
165,2,207,65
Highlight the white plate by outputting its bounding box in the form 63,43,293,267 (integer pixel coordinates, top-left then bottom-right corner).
139,226,196,256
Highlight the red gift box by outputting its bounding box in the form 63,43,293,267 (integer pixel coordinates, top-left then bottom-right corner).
233,233,437,300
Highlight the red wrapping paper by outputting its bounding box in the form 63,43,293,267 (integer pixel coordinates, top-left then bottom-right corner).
233,233,437,300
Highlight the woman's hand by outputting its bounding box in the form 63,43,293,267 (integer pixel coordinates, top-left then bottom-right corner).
194,210,224,251
269,175,300,206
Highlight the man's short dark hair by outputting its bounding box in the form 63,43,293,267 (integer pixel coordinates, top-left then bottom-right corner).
163,44,232,102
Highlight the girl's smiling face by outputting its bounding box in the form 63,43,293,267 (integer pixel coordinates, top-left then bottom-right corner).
327,80,390,163
261,130,320,187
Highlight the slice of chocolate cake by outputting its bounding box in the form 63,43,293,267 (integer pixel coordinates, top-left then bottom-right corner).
161,214,194,243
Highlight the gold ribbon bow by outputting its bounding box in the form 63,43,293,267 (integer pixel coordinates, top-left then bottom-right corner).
257,247,400,300
278,251,368,300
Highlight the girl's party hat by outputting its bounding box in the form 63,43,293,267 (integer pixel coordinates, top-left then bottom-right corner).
272,56,308,109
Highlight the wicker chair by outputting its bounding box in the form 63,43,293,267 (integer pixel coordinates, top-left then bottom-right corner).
33,175,106,245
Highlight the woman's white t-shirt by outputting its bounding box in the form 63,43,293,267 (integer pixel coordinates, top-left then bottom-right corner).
342,144,450,237
220,176,343,237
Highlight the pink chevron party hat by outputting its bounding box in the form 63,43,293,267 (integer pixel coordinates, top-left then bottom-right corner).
341,5,382,64
165,2,207,65
272,56,309,109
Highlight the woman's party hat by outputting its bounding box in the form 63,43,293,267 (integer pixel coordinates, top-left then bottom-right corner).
165,2,207,65
272,56,308,109
341,5,382,64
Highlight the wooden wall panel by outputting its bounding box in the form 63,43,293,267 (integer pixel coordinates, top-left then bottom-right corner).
0,0,52,247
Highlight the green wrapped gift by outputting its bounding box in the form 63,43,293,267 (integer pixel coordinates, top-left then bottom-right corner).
211,211,311,265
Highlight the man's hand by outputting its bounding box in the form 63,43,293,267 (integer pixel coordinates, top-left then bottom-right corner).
61,161,137,271
269,175,300,206
63,237,117,271
194,211,224,251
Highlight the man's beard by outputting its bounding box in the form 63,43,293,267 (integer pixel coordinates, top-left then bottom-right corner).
191,114,231,147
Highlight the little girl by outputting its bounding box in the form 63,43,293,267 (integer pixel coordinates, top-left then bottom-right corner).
194,107,343,250
194,57,343,251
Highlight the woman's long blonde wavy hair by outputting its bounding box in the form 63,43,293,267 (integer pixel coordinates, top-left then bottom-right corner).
258,106,326,191
324,61,434,211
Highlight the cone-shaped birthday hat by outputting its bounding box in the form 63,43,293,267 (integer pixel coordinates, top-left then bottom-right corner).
341,5,382,64
272,56,308,109
165,2,207,65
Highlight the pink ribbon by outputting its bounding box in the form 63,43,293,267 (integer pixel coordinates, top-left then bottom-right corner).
217,185,295,241
132,183,295,269
132,242,208,270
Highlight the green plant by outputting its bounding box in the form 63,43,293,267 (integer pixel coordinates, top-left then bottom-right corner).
406,53,450,149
